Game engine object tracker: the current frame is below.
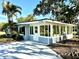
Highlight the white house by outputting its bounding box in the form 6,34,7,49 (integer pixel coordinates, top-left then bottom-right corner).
18,19,76,45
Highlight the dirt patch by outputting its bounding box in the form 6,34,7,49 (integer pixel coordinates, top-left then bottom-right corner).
49,40,79,59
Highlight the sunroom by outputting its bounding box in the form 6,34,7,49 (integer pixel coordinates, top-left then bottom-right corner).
18,20,76,45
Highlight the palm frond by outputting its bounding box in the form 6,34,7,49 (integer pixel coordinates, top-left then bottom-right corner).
2,1,22,23
13,9,21,15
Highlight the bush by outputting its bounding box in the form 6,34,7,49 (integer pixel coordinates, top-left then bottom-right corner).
16,35,24,41
12,34,24,41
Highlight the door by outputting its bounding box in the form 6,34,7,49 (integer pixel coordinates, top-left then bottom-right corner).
33,26,38,41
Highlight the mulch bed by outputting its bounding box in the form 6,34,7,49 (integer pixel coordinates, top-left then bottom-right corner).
0,34,18,44
0,38,17,44
49,39,79,59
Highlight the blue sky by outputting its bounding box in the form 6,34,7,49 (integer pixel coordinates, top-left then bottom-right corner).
0,0,77,22
0,0,41,22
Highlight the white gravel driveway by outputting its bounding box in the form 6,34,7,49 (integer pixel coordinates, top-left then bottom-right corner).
0,41,62,59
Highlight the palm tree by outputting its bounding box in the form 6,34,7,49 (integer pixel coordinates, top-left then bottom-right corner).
10,3,22,20
2,0,22,37
2,1,22,24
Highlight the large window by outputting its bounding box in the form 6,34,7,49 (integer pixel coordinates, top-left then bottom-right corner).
45,25,50,36
30,26,34,34
53,25,56,34
61,26,65,34
53,25,59,35
40,26,44,36
40,25,50,36
57,25,59,34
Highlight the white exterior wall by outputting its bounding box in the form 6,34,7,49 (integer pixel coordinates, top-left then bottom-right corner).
29,22,52,45
18,24,29,40
24,25,29,40
66,34,73,39
29,23,39,41
18,20,75,45
66,26,73,39
29,22,74,44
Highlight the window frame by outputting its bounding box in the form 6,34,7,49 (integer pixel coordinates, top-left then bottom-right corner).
40,25,45,36
53,25,59,35
40,25,50,36
30,26,34,35
19,26,25,35
61,26,65,35
35,26,38,33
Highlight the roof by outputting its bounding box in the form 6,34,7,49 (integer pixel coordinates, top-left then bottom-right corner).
18,19,76,26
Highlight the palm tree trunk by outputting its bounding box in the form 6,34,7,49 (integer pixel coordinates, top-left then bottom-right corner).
7,15,13,37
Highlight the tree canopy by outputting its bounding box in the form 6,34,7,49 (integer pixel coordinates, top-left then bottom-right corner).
17,17,26,23
2,1,22,38
34,0,79,23
17,14,35,23
25,14,35,22
2,1,22,24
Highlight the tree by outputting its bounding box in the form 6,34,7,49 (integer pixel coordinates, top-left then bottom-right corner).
34,0,79,23
2,1,22,37
2,1,22,24
17,14,35,23
25,14,35,22
0,22,6,31
17,17,26,23
1,23,9,30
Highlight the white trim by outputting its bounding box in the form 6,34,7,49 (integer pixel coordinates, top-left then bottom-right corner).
18,20,76,26
50,25,53,37
18,20,76,44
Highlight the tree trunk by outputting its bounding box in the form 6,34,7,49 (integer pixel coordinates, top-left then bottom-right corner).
7,15,13,37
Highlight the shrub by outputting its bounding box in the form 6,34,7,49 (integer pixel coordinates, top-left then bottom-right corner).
16,35,24,41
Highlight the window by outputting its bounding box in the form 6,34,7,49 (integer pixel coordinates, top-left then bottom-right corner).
53,25,56,35
73,26,77,31
35,26,38,33
30,26,34,34
49,25,50,36
19,26,25,35
67,26,72,34
45,25,48,36
40,25,50,36
69,26,73,34
57,25,59,34
61,26,65,34
67,26,69,34
53,25,59,35
40,26,44,36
